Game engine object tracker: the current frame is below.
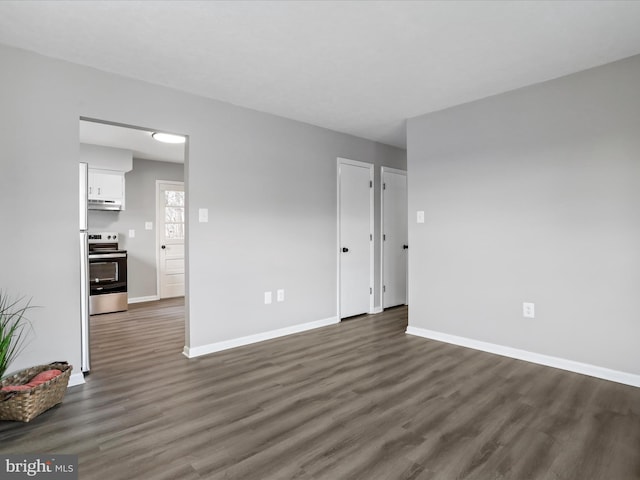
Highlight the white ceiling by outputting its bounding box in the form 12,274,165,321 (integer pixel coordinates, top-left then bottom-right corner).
3,1,640,149
80,120,185,164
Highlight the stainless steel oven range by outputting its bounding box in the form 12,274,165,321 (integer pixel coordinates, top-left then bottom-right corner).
88,232,128,315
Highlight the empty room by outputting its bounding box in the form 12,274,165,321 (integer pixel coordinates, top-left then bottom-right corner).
1,1,639,479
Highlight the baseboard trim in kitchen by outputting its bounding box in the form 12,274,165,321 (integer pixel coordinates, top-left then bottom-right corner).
183,316,340,359
128,295,160,304
406,326,640,388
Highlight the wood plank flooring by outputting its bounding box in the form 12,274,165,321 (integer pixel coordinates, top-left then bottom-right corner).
1,299,639,479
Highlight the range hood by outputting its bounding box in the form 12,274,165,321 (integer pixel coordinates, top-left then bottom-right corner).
88,198,123,211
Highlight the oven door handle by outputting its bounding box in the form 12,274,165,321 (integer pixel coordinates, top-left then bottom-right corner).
89,253,127,259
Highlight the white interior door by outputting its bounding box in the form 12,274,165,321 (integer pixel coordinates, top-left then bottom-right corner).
158,181,185,298
383,168,408,308
338,159,373,318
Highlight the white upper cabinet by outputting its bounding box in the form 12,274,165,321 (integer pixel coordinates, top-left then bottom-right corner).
88,169,125,209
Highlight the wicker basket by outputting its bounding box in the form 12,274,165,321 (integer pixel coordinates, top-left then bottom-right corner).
0,362,72,422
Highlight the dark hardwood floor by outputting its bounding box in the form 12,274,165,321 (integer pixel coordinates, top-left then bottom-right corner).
1,299,639,479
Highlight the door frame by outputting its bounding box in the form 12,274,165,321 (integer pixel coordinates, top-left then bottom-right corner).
380,166,408,308
80,116,189,371
336,157,374,319
156,179,186,299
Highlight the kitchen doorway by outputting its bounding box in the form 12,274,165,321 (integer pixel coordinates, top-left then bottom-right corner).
79,117,187,373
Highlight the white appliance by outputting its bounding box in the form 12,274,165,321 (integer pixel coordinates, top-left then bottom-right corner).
79,162,90,372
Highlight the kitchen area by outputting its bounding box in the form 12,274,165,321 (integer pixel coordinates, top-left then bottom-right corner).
79,120,185,373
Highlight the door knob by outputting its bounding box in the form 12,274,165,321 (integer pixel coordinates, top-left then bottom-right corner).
403,245,408,250
161,245,166,249
342,247,349,253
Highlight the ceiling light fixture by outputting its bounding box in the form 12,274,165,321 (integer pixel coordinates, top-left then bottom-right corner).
151,132,186,144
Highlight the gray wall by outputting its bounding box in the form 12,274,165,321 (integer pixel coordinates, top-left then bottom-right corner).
0,44,405,373
407,54,640,376
88,158,184,299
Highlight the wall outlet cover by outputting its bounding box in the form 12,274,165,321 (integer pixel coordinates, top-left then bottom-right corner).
264,292,272,304
128,229,135,238
145,222,153,230
417,211,425,223
523,302,535,319
277,289,285,302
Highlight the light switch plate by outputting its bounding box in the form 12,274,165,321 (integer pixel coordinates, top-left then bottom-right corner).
417,211,425,223
264,292,272,304
277,289,285,302
199,208,209,223
128,229,135,238
145,222,153,230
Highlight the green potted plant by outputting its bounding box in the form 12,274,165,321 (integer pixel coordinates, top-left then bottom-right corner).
0,292,33,380
0,292,72,422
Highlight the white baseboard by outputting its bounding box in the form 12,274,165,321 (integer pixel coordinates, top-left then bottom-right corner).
371,306,383,314
183,316,340,359
406,326,640,388
67,372,86,387
128,295,160,304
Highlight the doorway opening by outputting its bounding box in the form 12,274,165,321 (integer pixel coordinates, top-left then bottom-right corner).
79,117,187,373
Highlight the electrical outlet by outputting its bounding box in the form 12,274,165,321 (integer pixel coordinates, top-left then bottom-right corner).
417,211,425,223
523,302,535,319
145,222,153,230
128,229,135,238
277,289,285,302
264,292,272,305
